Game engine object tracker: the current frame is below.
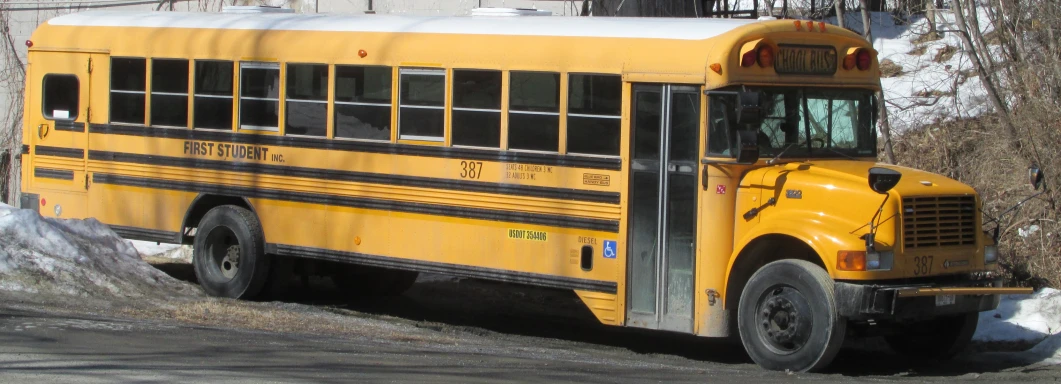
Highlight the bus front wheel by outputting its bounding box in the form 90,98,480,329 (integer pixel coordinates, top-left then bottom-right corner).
737,259,845,372
192,205,271,299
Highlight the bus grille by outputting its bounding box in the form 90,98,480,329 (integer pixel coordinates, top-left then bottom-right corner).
902,196,977,248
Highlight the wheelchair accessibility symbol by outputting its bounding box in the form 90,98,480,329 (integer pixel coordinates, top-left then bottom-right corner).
603,240,617,259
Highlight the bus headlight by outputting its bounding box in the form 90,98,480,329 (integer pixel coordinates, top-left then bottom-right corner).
866,250,893,271
985,245,999,264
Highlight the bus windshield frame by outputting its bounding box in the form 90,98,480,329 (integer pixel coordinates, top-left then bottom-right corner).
707,87,877,160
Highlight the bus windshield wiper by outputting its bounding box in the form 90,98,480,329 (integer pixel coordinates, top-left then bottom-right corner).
766,143,798,165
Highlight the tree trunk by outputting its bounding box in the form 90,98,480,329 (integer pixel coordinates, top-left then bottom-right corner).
859,0,871,40
925,0,938,39
950,0,1021,151
835,0,845,28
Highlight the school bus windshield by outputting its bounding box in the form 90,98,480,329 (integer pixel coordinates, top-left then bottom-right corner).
708,88,877,159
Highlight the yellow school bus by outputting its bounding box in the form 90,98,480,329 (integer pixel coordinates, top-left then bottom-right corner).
20,8,1030,371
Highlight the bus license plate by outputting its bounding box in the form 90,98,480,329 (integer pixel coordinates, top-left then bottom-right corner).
935,294,956,306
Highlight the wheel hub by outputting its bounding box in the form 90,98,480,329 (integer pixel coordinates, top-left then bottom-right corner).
756,287,812,354
220,244,240,279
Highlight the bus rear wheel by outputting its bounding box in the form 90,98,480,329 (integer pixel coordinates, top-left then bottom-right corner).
192,205,270,299
332,265,418,297
737,259,845,372
885,312,978,360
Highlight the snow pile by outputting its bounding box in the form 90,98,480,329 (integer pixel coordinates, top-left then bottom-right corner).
975,288,1061,363
0,203,200,299
872,12,995,132
130,240,191,263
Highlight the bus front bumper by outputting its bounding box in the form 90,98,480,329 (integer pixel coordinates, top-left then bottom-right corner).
834,280,1034,321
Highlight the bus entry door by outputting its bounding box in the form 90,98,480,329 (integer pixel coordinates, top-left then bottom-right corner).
626,84,700,332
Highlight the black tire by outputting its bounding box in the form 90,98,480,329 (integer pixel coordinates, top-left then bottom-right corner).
332,265,419,297
737,260,845,372
885,312,978,360
192,205,270,299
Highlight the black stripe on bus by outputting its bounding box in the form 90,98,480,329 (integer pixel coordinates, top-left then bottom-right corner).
54,121,86,132
89,124,622,171
92,173,621,233
22,144,30,155
34,168,74,181
108,224,181,244
89,150,621,205
274,244,618,294
35,146,84,159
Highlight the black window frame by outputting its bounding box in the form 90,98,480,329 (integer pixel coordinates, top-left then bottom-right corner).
508,71,560,152
192,59,235,131
110,57,147,125
566,73,622,157
284,62,329,138
451,69,502,148
333,65,393,142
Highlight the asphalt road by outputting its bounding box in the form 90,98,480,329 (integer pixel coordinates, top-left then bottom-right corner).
1,265,1059,383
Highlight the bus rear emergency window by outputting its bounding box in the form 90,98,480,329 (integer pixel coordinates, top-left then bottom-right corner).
42,74,79,120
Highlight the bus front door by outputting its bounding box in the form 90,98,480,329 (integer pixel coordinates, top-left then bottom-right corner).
626,84,701,332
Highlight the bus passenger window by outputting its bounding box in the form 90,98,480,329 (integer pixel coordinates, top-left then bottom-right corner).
194,60,234,130
110,58,146,124
239,62,280,131
398,68,445,141
42,74,79,120
334,65,392,141
285,63,328,137
451,69,501,148
567,74,620,156
151,59,189,127
509,71,559,152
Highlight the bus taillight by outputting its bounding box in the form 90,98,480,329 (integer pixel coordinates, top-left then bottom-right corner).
757,46,774,68
843,48,873,71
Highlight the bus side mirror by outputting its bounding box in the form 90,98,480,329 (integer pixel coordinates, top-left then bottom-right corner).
735,130,759,164
868,167,902,194
736,91,762,125
1029,165,1044,191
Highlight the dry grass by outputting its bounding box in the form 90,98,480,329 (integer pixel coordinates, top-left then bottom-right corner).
912,31,943,45
879,59,904,78
908,44,929,56
933,44,959,63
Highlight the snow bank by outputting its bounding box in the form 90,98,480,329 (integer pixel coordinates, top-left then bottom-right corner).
0,203,199,298
872,11,994,132
975,288,1061,363
130,240,192,262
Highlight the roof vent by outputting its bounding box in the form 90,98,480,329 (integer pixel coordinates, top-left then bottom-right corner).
221,5,295,14
470,8,552,17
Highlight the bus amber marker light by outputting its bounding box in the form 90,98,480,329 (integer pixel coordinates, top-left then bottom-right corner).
837,250,866,271
25,40,32,48
757,46,774,68
358,49,367,58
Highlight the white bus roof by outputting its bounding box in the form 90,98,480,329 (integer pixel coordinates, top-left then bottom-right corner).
47,11,756,41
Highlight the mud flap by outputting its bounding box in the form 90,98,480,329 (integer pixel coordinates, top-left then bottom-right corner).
20,193,39,213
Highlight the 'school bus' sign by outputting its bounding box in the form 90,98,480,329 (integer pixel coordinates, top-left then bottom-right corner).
774,44,837,75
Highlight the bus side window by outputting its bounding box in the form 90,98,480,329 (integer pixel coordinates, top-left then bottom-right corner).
509,71,559,152
42,74,79,121
451,69,501,148
706,96,735,156
151,58,189,128
567,73,621,156
285,63,328,137
193,60,234,130
398,68,445,142
239,62,280,131
334,65,392,141
111,57,146,125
